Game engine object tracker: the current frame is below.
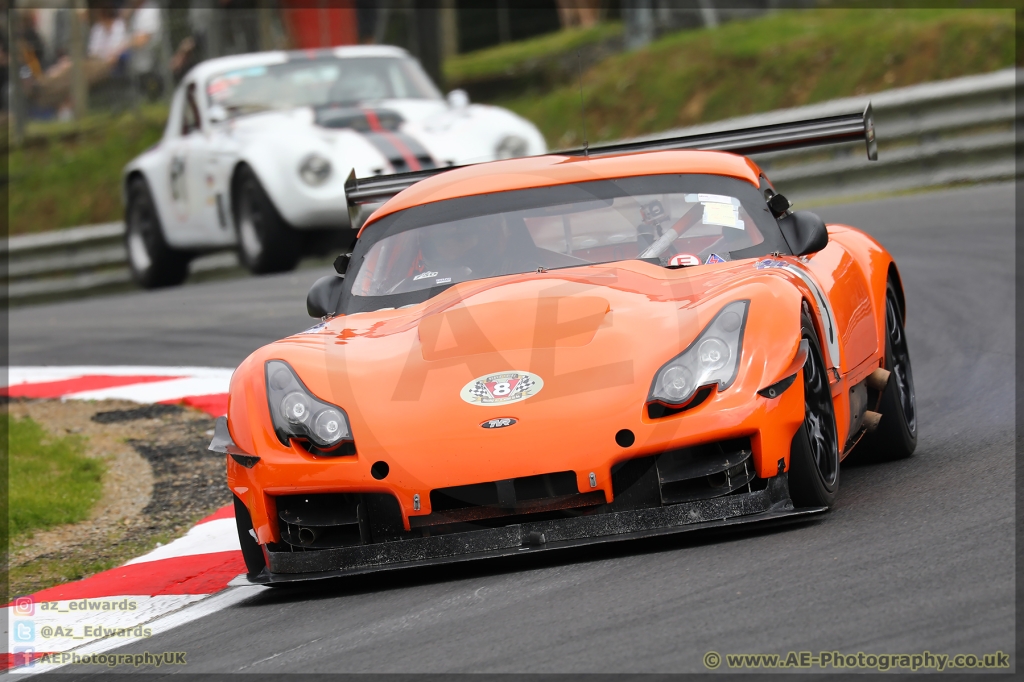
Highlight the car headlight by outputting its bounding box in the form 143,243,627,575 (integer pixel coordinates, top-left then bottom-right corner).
265,360,351,448
648,300,749,406
298,154,332,186
495,135,528,160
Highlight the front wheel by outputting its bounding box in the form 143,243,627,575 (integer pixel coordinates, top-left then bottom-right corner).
125,177,192,289
788,311,841,508
234,166,301,275
233,496,267,579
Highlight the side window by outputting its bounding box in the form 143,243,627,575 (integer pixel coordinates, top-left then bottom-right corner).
182,83,201,136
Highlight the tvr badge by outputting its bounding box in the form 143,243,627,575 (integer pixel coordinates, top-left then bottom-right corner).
481,417,517,429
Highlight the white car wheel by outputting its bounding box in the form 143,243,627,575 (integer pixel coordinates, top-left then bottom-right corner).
125,178,191,289
233,166,301,275
237,195,263,261
127,224,152,272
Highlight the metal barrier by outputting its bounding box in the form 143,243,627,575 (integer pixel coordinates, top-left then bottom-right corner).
5,68,1018,303
693,67,1019,202
2,225,239,300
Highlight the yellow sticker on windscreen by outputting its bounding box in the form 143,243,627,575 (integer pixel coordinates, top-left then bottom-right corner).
702,202,740,229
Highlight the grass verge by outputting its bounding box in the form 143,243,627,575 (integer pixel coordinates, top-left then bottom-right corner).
6,414,105,540
501,8,1015,148
444,21,622,85
9,105,168,235
6,399,232,598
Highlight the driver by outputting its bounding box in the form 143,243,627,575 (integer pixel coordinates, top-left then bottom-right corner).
415,213,509,284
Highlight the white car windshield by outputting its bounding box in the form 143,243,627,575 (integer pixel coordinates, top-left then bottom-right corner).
206,56,442,116
346,175,785,312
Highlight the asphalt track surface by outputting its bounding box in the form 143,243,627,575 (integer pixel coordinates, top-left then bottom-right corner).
10,182,1015,673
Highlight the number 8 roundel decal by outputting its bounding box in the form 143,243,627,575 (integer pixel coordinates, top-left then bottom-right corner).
460,371,544,406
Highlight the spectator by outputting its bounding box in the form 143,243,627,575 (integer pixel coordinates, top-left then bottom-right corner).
17,9,46,78
172,4,218,79
88,7,127,64
123,0,162,76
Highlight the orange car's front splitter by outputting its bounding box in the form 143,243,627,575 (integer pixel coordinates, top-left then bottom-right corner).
245,474,824,584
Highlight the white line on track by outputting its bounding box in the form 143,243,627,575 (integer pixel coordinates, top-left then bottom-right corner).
64,375,233,403
125,518,240,566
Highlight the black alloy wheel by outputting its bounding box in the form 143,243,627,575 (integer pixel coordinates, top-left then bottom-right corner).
788,310,841,508
125,177,192,289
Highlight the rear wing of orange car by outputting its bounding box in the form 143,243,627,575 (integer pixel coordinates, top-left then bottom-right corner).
344,103,876,208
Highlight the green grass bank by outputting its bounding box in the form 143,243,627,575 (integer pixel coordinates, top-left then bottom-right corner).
6,414,105,542
500,8,1014,148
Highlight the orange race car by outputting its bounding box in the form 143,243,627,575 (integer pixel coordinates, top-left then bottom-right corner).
211,107,918,584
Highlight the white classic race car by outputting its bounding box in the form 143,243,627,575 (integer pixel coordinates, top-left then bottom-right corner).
122,45,547,288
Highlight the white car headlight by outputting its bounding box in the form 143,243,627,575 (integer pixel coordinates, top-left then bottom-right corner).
649,301,749,406
266,360,351,449
495,135,528,160
298,154,332,186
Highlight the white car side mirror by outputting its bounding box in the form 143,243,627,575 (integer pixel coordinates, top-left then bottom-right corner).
208,104,228,124
447,89,469,109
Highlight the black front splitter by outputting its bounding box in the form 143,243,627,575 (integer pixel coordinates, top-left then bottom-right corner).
249,475,826,585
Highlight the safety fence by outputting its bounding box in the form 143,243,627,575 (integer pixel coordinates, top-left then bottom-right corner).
4,68,1018,303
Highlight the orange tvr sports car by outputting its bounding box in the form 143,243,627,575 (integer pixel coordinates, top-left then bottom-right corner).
211,107,917,583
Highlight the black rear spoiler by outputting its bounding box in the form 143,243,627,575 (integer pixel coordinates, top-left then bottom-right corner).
345,103,876,208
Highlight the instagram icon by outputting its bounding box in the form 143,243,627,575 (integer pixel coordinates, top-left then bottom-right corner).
13,598,35,617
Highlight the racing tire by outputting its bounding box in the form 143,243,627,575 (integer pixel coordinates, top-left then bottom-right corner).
860,280,918,460
125,177,192,289
788,310,841,508
234,166,301,275
233,496,267,579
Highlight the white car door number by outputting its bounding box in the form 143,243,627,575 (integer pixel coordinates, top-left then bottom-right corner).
168,151,189,220
170,155,187,205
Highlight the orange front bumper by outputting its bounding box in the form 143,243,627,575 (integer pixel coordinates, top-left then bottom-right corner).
227,370,805,546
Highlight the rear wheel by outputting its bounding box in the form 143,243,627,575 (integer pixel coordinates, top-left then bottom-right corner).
861,280,918,460
788,311,840,508
125,177,192,288
234,166,301,275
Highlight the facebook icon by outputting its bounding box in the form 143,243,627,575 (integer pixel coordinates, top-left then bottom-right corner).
13,647,37,668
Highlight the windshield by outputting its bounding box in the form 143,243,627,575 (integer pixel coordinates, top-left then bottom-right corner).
206,56,442,116
344,174,789,314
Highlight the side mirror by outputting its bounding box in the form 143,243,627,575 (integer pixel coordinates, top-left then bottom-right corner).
447,89,469,109
778,210,829,257
766,192,791,218
333,253,351,275
208,104,228,124
306,275,345,318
